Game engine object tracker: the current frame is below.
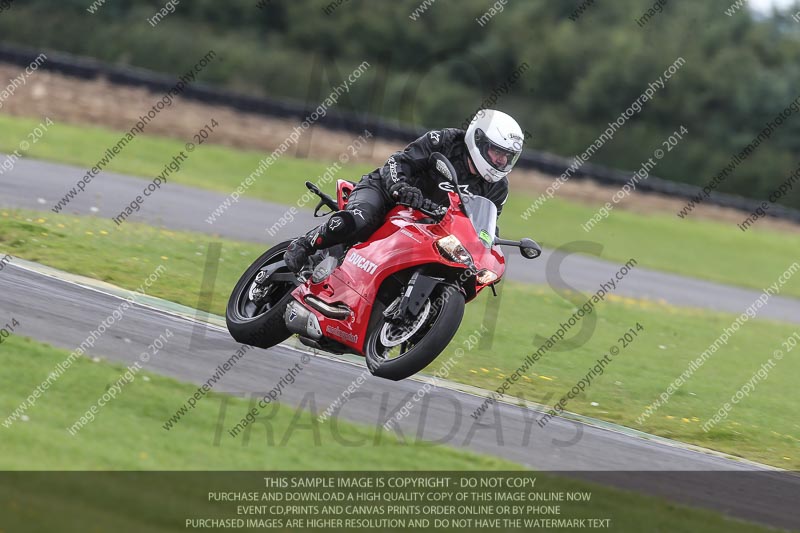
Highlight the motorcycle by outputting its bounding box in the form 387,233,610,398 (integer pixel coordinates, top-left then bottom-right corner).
225,153,542,380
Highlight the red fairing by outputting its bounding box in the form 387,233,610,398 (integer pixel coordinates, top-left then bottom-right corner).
292,192,505,355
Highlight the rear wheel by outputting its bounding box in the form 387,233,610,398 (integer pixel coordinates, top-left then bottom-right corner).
365,284,465,381
226,241,296,349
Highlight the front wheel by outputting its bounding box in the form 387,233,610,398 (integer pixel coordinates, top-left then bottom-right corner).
226,241,296,349
365,284,465,381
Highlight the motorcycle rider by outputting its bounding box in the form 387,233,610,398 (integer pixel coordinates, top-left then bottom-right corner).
283,109,525,273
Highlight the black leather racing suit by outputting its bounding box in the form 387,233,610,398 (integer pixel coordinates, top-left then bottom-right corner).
285,128,509,271
332,128,509,243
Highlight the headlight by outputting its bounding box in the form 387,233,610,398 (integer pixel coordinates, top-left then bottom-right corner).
476,269,499,285
435,235,473,265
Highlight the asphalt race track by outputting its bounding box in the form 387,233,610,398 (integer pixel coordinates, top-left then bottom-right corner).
1,261,799,530
2,154,799,323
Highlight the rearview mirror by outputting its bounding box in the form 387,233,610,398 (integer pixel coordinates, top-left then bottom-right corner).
429,152,458,184
520,238,542,259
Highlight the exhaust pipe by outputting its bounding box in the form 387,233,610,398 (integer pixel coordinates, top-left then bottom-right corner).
284,300,323,340
304,295,351,319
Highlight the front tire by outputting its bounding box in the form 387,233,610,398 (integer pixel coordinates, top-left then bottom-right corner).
365,284,465,381
226,241,295,349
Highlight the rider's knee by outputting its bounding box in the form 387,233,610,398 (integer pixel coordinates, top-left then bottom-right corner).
326,210,356,237
349,209,383,242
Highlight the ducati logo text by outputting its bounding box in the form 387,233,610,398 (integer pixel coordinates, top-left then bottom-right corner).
347,251,378,275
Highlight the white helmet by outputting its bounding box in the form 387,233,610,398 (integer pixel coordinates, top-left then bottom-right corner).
465,109,524,182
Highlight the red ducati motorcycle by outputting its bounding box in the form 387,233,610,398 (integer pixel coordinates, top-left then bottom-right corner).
226,153,541,380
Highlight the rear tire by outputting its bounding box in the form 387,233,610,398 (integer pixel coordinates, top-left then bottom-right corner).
365,284,465,381
226,241,295,349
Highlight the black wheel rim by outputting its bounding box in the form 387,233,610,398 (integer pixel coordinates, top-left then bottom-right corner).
370,297,439,363
235,248,294,320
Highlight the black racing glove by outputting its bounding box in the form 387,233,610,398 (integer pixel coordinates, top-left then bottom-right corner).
420,199,443,214
388,179,407,199
390,182,425,210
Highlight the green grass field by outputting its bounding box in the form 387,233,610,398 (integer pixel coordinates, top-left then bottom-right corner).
1,208,797,470
0,333,781,532
0,334,512,470
2,114,800,297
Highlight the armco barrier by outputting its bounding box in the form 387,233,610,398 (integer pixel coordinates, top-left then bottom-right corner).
1,42,798,223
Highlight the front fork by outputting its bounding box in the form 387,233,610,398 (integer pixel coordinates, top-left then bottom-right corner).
385,271,452,322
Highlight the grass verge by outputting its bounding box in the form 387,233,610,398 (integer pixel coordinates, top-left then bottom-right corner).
0,336,780,533
0,335,511,470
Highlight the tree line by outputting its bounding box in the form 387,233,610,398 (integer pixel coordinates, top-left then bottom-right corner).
2,0,800,208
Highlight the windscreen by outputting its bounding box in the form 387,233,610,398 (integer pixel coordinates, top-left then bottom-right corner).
463,195,497,248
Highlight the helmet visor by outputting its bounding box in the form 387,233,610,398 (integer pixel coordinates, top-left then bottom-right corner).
475,128,522,172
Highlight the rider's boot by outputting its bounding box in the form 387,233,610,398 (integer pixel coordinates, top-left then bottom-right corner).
284,211,356,273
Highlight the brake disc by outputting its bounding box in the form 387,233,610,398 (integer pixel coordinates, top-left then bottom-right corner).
379,299,432,348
